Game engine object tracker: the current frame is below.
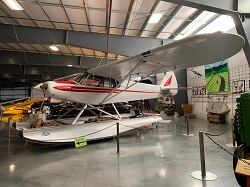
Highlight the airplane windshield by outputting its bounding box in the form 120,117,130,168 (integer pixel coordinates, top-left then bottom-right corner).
57,72,118,88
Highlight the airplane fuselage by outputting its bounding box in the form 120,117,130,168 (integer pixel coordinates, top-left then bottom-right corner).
43,80,163,105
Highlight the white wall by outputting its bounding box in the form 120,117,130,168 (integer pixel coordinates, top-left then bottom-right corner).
187,29,250,124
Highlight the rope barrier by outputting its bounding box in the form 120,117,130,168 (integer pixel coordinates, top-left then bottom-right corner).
205,132,250,165
33,123,117,142
204,124,233,136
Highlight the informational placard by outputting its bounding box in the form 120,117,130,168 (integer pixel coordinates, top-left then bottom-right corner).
235,159,250,176
74,137,87,148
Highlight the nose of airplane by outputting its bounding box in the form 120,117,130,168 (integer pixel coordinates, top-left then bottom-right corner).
34,83,48,92
34,83,43,91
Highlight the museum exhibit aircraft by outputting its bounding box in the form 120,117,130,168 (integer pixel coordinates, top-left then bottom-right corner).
0,98,43,115
15,32,245,144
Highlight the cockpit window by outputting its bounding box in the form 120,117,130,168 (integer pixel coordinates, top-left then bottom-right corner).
58,72,118,88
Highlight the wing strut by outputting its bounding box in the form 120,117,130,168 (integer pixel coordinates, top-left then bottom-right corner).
99,60,144,104
88,104,120,120
71,104,87,125
103,65,165,104
112,103,121,119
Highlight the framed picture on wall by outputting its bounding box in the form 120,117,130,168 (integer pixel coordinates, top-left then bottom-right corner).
199,86,206,95
192,87,198,95
232,81,238,93
232,80,245,93
238,80,245,93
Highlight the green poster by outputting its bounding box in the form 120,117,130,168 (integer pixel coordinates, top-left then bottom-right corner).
75,137,87,148
204,60,229,93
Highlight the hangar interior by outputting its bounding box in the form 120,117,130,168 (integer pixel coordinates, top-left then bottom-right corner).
0,0,250,187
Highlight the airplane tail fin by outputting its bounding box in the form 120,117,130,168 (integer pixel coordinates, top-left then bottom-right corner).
160,71,178,95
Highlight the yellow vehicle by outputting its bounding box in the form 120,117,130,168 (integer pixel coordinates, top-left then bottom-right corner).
0,114,24,123
1,98,43,115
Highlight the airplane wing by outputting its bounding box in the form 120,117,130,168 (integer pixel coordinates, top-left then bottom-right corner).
88,32,244,81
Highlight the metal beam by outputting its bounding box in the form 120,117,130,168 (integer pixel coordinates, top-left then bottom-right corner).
122,0,135,35
118,0,135,59
0,65,84,80
82,0,91,32
0,6,21,25
59,0,74,30
37,0,57,29
162,0,237,15
168,9,203,39
138,0,160,36
191,14,220,35
17,0,157,16
0,50,110,68
0,24,172,56
233,15,250,66
154,5,182,38
83,0,97,58
162,0,250,66
105,0,113,62
21,6,40,27
0,15,182,34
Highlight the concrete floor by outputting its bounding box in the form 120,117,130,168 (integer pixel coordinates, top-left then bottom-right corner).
0,117,239,187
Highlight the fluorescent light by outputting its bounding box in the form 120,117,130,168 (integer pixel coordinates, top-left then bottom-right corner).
2,0,23,10
67,64,73,67
49,45,59,51
197,15,235,34
148,13,163,23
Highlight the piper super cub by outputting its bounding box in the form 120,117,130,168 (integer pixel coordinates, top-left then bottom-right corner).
16,32,244,143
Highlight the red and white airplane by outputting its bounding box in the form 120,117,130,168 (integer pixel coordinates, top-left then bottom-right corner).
35,70,178,105
36,32,244,105
17,32,244,143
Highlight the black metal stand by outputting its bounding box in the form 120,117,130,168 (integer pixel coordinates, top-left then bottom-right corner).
183,114,194,136
111,122,126,155
191,131,217,181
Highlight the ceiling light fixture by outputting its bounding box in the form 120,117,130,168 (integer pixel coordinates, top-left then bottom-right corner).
2,0,23,10
67,64,73,67
49,45,59,51
148,13,163,23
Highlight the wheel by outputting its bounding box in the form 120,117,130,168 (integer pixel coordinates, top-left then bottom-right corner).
233,144,247,187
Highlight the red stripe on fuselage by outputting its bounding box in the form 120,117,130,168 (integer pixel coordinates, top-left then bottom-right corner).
54,80,77,84
53,86,160,94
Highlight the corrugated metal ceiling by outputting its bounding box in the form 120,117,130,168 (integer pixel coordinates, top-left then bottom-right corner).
0,0,226,68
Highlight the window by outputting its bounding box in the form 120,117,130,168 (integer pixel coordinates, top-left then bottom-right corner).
56,72,119,88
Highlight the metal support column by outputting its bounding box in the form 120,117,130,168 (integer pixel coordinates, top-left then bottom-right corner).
183,114,194,136
111,122,126,155
191,131,217,181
